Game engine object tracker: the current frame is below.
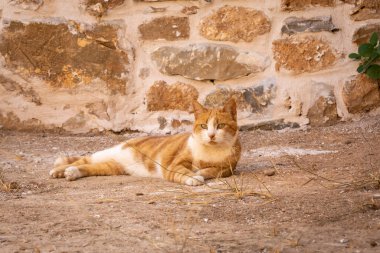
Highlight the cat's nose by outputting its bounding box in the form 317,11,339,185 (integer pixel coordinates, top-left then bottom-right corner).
208,133,215,139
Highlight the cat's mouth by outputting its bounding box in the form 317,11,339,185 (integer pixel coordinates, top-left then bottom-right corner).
208,140,218,145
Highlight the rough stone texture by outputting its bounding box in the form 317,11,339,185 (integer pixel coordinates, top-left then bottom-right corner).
0,21,130,94
352,23,380,45
157,116,167,130
134,0,193,1
151,44,269,81
181,6,199,15
240,119,300,131
139,68,150,80
342,75,380,113
204,89,247,110
146,81,199,112
144,6,167,13
9,0,43,10
138,16,189,41
307,95,339,126
85,0,125,17
171,119,192,129
281,0,335,11
204,80,276,113
199,6,271,42
0,112,46,131
86,102,109,120
272,37,337,74
0,74,41,105
62,112,87,130
346,0,380,21
281,16,339,35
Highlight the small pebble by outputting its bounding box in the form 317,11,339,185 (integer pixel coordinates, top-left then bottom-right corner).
9,182,19,189
340,238,349,244
263,169,276,176
136,192,144,196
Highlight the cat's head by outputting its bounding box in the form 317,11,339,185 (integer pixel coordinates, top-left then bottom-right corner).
192,98,238,147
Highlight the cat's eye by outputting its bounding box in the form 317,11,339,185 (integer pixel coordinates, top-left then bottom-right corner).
217,123,226,129
200,124,208,129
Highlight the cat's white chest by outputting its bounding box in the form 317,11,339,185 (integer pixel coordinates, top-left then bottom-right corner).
187,136,233,163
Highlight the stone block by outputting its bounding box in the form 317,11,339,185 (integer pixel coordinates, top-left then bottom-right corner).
352,23,380,45
281,16,339,35
200,5,271,42
281,0,334,11
0,21,130,94
9,0,43,10
345,0,380,21
85,0,125,17
273,37,337,74
151,43,269,81
146,81,199,112
139,16,189,41
342,75,380,113
307,94,339,126
204,80,276,113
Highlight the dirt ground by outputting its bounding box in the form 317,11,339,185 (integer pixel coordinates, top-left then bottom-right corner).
0,116,379,253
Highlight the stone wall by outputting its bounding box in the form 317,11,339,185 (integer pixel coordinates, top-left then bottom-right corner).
0,0,379,133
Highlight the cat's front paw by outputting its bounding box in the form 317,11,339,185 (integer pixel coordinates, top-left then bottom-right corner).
64,166,82,181
184,175,204,186
49,168,65,178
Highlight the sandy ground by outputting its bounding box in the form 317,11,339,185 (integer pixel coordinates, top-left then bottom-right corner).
0,116,379,253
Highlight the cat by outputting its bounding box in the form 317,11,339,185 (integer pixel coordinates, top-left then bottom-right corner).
49,99,241,186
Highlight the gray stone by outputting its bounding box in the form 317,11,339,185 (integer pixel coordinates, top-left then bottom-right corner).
240,119,300,131
243,82,276,112
157,116,167,130
281,16,339,35
151,44,269,81
204,79,276,112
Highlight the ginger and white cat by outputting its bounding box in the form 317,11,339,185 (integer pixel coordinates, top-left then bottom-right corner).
49,99,241,186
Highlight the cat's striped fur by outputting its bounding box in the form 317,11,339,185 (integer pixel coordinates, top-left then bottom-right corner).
50,99,241,186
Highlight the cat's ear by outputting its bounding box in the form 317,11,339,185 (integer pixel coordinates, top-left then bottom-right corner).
222,98,237,121
192,100,206,118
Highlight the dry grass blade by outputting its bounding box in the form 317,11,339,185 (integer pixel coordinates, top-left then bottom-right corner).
0,170,12,192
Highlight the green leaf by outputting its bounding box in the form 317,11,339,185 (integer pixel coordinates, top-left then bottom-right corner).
366,64,380,79
357,64,365,73
349,53,361,60
370,32,379,46
358,43,375,57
